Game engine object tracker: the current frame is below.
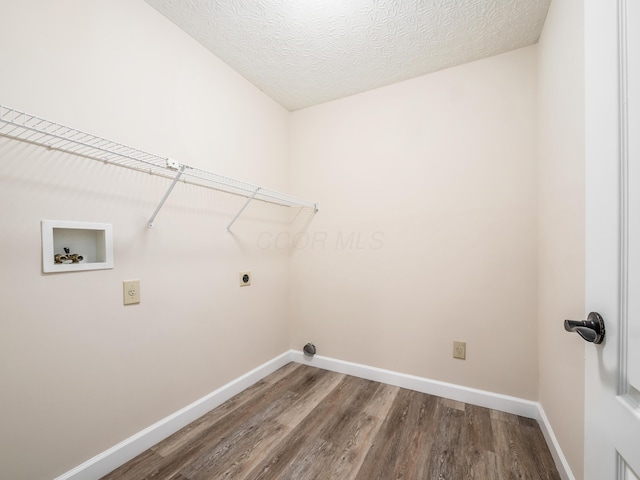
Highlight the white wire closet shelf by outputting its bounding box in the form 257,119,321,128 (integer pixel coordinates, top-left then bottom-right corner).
0,104,318,230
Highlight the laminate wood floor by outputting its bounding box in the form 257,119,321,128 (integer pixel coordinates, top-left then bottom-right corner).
102,363,561,480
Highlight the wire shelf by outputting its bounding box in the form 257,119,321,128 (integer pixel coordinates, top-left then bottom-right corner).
0,104,318,228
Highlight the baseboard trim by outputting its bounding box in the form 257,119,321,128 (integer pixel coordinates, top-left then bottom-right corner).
56,350,574,480
54,351,292,480
290,351,575,480
290,351,539,417
535,404,576,480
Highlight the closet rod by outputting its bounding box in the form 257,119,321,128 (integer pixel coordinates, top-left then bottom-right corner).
0,104,318,229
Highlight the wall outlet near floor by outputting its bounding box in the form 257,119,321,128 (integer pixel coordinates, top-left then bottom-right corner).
123,279,140,305
453,341,466,360
239,271,251,287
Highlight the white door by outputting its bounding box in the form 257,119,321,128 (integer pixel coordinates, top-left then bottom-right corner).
584,0,640,479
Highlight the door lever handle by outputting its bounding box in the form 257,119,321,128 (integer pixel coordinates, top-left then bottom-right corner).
564,312,605,344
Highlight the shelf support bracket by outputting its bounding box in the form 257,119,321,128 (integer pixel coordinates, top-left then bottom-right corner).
227,187,261,232
148,165,185,228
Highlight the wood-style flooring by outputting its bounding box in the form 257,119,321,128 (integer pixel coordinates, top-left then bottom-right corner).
102,363,561,480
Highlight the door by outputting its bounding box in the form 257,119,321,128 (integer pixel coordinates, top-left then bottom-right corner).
585,0,640,479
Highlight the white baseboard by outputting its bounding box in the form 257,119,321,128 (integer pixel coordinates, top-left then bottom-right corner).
54,351,292,480
291,351,539,417
56,349,574,480
535,404,576,480
291,350,575,480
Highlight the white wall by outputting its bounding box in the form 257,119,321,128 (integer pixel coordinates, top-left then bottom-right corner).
289,46,539,400
537,0,586,478
0,1,585,478
0,1,292,479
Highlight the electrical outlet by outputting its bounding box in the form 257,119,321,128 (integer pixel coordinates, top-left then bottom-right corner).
239,271,251,287
123,280,140,305
453,341,466,360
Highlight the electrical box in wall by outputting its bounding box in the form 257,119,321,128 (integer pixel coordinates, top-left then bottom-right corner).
123,280,140,305
239,271,251,287
41,220,114,273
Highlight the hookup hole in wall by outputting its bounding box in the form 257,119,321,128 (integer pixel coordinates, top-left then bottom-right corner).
303,343,316,356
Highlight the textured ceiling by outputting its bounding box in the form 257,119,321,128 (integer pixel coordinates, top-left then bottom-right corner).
145,0,551,111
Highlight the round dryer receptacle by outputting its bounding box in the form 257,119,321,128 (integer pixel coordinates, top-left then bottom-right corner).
303,343,316,356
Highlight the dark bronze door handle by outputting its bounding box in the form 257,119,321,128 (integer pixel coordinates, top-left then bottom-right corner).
564,312,605,344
